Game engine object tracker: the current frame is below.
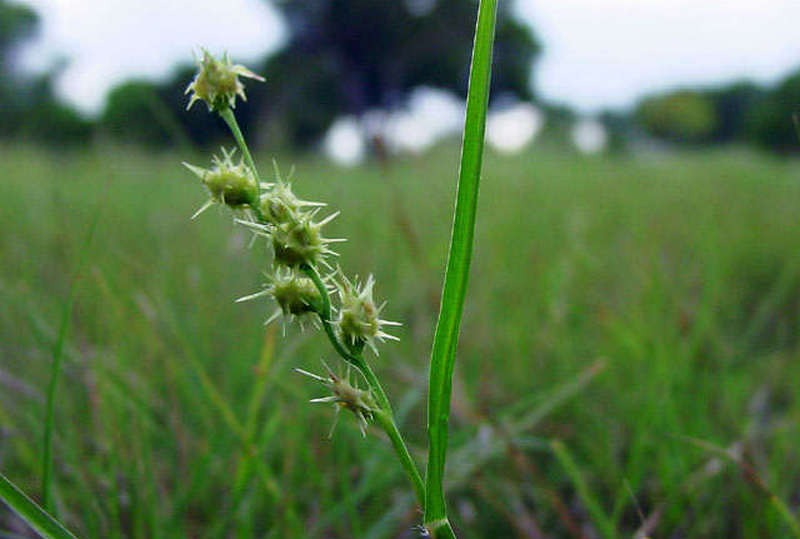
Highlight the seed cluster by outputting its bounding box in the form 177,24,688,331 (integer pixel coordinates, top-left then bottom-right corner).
184,51,400,436
183,148,258,218
185,49,264,112
295,361,378,437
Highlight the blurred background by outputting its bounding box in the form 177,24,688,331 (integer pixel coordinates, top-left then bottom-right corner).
4,0,800,157
2,0,800,537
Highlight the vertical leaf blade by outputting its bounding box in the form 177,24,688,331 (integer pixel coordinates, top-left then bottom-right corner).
42,211,100,511
424,0,498,531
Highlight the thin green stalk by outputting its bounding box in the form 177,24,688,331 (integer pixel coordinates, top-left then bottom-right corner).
0,472,77,539
367,378,425,506
551,440,616,539
299,264,361,367
219,107,261,183
301,263,425,506
42,212,100,512
424,0,497,535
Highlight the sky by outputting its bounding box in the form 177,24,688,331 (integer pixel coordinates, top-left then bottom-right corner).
15,0,800,116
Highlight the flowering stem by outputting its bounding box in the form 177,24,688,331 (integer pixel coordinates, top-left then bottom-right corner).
299,264,360,367
221,108,271,222
219,107,261,184
364,370,425,506
300,263,425,507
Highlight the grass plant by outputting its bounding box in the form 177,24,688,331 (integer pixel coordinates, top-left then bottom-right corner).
424,0,496,535
1,2,800,535
168,2,499,529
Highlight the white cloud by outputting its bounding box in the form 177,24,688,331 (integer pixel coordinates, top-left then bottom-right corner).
517,0,800,111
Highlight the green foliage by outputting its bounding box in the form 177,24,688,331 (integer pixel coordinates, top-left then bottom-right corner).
2,146,800,536
632,72,798,153
100,81,173,147
636,90,717,144
707,81,763,142
40,208,99,513
19,92,93,147
745,71,800,153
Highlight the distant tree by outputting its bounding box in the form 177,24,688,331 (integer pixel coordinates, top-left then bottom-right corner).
18,74,92,146
636,90,717,144
0,0,39,136
745,70,800,153
0,0,37,70
257,0,541,146
100,81,166,146
706,82,763,143
597,110,632,153
0,1,92,146
100,80,195,148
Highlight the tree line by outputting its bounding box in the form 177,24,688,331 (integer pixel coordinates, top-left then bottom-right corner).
2,0,799,154
635,75,800,153
1,0,539,151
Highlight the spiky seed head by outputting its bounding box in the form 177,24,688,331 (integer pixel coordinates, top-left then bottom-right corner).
271,212,341,267
295,360,378,437
271,270,320,316
185,49,264,112
335,273,400,355
258,182,325,226
258,162,325,226
259,189,296,226
183,148,258,216
236,267,321,327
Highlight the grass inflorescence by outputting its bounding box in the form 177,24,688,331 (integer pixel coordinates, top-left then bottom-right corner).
174,4,500,530
180,46,428,517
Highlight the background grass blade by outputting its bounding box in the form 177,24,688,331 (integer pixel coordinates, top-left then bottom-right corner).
424,0,498,534
0,472,77,539
551,440,617,539
41,210,100,512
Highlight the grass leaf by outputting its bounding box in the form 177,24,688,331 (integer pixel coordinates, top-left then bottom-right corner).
424,0,498,533
0,472,77,539
41,210,100,512
551,440,617,539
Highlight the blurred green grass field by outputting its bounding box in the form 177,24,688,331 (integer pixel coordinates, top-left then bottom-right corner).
1,144,799,537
